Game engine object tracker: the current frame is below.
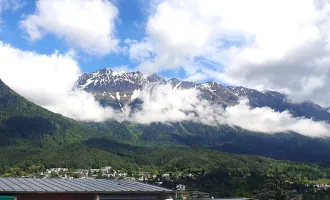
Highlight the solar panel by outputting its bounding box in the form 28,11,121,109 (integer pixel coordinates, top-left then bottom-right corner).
1,179,25,192
132,181,160,191
66,179,98,191
0,180,13,191
110,180,146,191
117,180,160,192
62,179,91,192
17,179,40,191
0,178,173,194
48,179,81,192
73,179,108,192
94,179,132,192
22,178,56,192
36,178,68,192
9,179,34,192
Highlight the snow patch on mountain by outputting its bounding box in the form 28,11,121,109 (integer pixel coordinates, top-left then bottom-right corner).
109,92,115,99
81,79,93,89
116,92,120,100
112,70,126,76
131,89,140,101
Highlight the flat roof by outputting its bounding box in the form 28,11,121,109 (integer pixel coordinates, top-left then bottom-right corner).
0,178,173,194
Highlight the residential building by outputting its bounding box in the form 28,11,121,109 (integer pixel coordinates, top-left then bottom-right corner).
176,184,186,191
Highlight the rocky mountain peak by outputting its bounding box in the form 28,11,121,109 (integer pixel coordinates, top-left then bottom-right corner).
76,68,330,121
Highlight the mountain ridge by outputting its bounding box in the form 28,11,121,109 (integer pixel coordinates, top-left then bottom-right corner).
4,77,330,173
77,68,330,122
3,77,330,168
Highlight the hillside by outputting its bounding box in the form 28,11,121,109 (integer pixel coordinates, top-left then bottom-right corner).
0,79,107,147
5,77,330,199
1,78,330,176
76,69,330,164
0,79,127,168
2,71,330,168
85,121,330,164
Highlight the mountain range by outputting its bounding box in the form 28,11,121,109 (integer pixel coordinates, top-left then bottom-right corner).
75,68,330,164
77,68,330,122
2,68,330,169
2,77,327,174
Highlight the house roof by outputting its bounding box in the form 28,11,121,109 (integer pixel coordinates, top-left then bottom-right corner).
0,178,173,194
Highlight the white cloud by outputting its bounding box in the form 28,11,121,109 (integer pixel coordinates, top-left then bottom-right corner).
124,39,153,62
129,84,199,123
1,0,330,137
108,65,130,72
130,0,229,73
184,72,208,82
127,84,330,137
20,0,119,56
0,41,118,122
130,0,330,106
224,99,330,137
0,41,328,137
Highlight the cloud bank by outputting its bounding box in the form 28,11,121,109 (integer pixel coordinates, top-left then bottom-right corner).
0,42,117,122
127,84,330,137
0,40,328,137
20,0,119,56
128,0,330,106
0,0,329,137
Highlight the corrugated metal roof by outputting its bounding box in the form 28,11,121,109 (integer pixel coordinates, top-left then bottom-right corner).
0,178,173,194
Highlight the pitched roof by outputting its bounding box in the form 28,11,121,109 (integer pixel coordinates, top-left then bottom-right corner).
0,178,173,194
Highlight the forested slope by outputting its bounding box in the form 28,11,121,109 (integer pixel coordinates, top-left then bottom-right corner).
1,78,330,186
87,121,330,164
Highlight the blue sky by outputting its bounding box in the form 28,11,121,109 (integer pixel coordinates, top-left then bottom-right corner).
1,0,330,106
0,0,149,73
0,0,241,83
0,0,223,82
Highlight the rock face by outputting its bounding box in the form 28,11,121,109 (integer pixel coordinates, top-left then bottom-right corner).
77,69,165,109
77,68,330,121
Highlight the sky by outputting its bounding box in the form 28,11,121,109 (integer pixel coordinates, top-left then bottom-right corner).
0,0,147,72
1,0,330,137
1,0,330,105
